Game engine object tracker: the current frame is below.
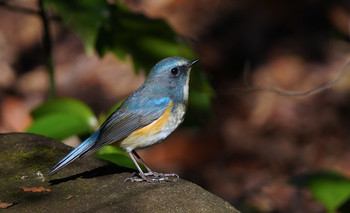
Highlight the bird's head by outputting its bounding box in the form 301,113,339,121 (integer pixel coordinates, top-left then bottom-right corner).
145,57,199,102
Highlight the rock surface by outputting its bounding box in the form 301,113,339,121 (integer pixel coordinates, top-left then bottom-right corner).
0,133,240,213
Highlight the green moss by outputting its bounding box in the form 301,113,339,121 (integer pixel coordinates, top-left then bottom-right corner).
0,149,36,162
9,175,23,181
0,167,10,173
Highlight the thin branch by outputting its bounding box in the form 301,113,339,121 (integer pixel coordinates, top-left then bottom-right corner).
0,0,57,98
38,0,55,99
224,57,350,97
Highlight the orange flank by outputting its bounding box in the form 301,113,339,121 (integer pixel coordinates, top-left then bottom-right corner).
133,102,173,137
119,101,174,150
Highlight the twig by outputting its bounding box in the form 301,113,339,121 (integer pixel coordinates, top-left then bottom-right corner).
38,0,55,98
224,57,350,97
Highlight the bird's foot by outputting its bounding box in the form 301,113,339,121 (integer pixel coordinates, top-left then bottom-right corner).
144,171,179,179
124,172,179,183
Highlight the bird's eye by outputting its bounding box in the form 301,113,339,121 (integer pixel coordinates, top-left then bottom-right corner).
171,67,179,75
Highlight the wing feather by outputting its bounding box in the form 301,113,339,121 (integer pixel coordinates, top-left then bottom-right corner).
83,96,171,155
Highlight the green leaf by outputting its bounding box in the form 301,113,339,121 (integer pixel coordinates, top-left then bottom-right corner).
45,1,195,72
309,174,350,213
95,146,145,171
26,113,92,140
31,98,98,129
95,3,195,72
44,0,109,54
28,98,97,140
290,171,350,213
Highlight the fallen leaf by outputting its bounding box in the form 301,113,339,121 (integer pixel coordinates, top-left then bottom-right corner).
19,186,51,192
0,200,14,209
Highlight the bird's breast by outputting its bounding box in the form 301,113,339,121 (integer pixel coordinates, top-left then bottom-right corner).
120,101,186,151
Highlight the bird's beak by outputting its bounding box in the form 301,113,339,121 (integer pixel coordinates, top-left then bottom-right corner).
188,59,199,68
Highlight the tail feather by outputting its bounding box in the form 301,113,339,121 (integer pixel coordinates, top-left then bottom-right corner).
48,129,100,176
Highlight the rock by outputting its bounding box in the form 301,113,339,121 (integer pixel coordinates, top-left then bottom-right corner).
0,133,240,213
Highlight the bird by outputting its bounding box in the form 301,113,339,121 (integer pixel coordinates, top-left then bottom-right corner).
48,57,199,182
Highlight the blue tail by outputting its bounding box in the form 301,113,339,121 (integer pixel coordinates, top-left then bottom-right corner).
48,129,101,175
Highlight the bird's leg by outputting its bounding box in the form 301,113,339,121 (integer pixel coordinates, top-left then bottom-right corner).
132,150,179,179
131,150,153,174
124,151,179,182
124,151,150,182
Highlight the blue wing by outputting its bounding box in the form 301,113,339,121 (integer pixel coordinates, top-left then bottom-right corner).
48,95,170,175
85,96,171,155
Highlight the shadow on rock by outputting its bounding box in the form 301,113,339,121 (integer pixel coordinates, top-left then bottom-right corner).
49,163,135,185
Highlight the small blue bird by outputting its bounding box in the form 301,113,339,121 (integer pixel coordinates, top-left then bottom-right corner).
49,57,199,182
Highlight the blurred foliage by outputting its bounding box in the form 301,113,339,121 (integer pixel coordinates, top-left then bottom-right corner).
26,98,97,140
185,70,215,126
290,170,350,213
190,71,214,112
43,0,108,54
31,98,96,123
43,0,195,72
27,113,92,141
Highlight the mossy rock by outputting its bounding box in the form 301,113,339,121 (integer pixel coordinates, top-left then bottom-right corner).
0,133,240,213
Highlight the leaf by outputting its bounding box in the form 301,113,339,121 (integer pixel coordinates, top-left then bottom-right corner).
93,3,195,72
309,175,350,213
27,98,98,140
95,146,145,171
0,201,14,209
44,0,109,54
290,171,350,213
45,1,195,72
20,186,51,192
31,98,97,128
26,113,92,140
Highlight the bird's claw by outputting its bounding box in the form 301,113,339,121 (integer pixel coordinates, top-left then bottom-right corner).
124,172,179,183
144,171,179,179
